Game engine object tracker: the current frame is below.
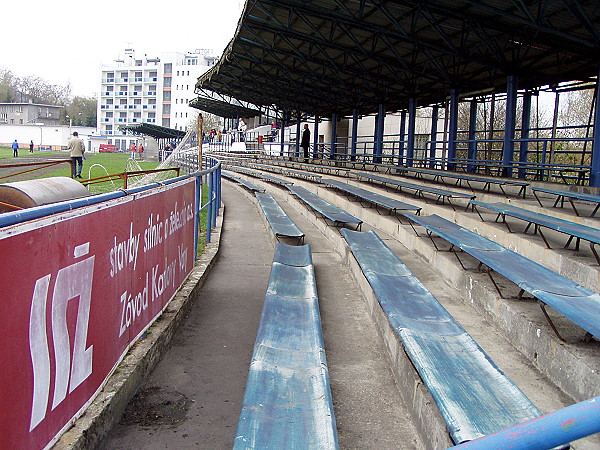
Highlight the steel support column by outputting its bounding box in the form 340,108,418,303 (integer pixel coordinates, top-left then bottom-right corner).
313,115,319,158
330,114,337,159
504,75,518,177
351,108,358,162
519,92,532,179
430,105,439,168
592,68,600,187
448,89,459,170
374,103,385,164
467,100,478,172
398,110,407,166
295,114,301,158
407,98,416,167
280,115,286,156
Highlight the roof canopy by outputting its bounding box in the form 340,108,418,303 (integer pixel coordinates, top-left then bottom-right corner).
120,123,186,139
197,0,600,117
189,95,260,118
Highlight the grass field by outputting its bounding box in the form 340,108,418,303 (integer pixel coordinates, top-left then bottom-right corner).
1,146,212,253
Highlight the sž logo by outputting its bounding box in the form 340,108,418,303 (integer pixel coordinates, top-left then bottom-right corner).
28,242,95,431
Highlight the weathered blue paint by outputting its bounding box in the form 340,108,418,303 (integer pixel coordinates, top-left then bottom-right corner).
449,396,600,449
519,92,532,179
287,185,362,226
351,109,359,161
429,105,439,168
233,243,339,449
404,212,600,339
321,178,420,214
256,192,304,241
341,229,541,443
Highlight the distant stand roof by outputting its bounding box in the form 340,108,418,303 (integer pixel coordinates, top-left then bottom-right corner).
189,96,260,119
120,123,186,139
197,0,600,116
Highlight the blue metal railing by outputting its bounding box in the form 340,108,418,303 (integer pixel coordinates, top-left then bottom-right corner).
0,156,222,254
448,396,600,449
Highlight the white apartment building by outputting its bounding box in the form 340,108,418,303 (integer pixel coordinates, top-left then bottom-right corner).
97,48,217,151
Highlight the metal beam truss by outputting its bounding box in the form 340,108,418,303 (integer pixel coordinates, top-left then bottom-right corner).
197,0,600,117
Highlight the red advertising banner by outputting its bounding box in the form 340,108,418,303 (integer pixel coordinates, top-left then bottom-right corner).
0,178,196,449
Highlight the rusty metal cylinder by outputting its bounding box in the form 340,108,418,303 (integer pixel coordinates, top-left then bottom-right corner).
0,177,90,213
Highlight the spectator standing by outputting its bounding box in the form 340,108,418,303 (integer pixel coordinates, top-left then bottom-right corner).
29,140,34,153
301,124,311,162
67,132,85,178
12,140,19,157
130,142,137,159
138,144,144,160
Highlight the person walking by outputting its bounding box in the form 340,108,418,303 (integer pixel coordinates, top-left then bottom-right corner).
29,140,34,153
12,140,19,157
138,144,144,160
301,124,311,162
67,131,85,179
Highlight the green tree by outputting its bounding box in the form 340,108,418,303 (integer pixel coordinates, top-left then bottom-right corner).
64,96,97,126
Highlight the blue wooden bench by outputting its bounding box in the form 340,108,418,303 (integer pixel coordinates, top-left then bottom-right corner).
470,200,600,264
321,178,421,217
256,193,304,244
222,171,266,193
532,187,600,218
341,229,542,444
403,213,600,341
402,167,528,198
283,168,323,183
353,172,475,209
234,243,339,449
287,185,362,229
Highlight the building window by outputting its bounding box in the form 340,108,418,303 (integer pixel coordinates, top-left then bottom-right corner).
164,63,172,74
120,99,127,105
163,91,171,102
164,77,172,88
107,99,113,104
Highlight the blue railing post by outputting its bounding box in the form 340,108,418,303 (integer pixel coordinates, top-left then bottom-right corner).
503,75,518,177
430,105,439,168
448,89,459,170
206,171,213,244
194,173,201,259
467,100,477,173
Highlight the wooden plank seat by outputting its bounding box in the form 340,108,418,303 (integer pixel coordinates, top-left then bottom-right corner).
321,178,421,216
233,243,338,449
403,213,600,341
469,200,600,264
403,167,528,198
256,193,304,244
287,185,362,229
532,187,600,218
341,229,542,444
353,172,476,209
282,168,323,183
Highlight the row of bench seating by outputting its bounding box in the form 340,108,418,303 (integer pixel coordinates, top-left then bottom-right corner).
341,228,543,444
287,185,362,229
224,169,595,447
234,243,339,449
403,213,600,341
256,193,304,244
470,200,600,264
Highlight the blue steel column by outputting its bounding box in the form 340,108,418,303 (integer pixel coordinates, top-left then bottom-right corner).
330,114,337,159
295,114,301,158
503,75,518,177
407,98,416,167
429,105,439,168
280,114,286,157
351,109,358,161
591,70,600,187
519,92,532,179
398,110,407,166
467,100,478,172
448,89,459,170
374,103,385,164
313,115,319,158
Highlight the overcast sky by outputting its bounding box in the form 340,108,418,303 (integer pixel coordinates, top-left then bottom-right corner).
3,0,245,97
